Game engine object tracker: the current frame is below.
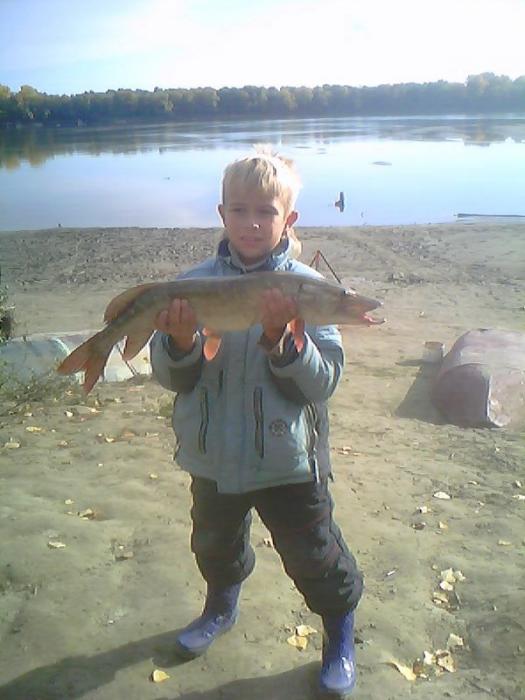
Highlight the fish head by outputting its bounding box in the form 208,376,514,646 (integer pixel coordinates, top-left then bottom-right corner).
336,287,384,325
295,277,383,326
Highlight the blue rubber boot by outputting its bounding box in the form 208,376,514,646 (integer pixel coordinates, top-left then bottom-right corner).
175,583,241,659
318,611,356,698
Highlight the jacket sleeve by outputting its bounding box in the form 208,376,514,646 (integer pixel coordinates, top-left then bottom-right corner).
268,324,344,405
149,330,204,393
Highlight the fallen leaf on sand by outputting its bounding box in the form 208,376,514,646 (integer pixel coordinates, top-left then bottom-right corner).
432,591,449,605
118,429,138,440
416,505,431,514
439,581,454,591
440,568,457,584
78,508,95,520
423,650,435,665
57,440,69,447
438,521,448,530
498,540,512,546
433,491,451,500
64,410,74,418
513,494,525,501
287,634,308,651
296,624,317,637
386,659,417,681
25,426,43,433
447,633,464,649
435,649,456,672
3,441,20,449
64,499,74,505
150,669,170,683
149,473,159,480
513,480,522,488
48,541,66,549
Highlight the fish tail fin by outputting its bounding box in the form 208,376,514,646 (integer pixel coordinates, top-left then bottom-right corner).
57,331,112,393
287,318,305,353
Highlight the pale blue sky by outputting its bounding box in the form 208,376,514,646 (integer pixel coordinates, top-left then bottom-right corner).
1,0,524,95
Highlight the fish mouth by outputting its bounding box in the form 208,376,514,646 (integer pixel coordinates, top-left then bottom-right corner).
361,311,385,325
342,290,384,324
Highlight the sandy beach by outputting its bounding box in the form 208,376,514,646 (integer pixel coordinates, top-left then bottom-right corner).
0,223,524,700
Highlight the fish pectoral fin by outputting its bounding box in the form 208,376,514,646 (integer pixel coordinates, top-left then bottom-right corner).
202,329,222,361
287,318,305,353
122,326,154,361
104,282,160,323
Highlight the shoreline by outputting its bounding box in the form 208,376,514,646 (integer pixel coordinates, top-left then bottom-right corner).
0,222,524,699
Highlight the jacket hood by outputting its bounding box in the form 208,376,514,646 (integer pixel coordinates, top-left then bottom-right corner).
217,235,293,273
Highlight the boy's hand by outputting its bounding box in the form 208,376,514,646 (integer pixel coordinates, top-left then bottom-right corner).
260,288,298,345
155,299,197,352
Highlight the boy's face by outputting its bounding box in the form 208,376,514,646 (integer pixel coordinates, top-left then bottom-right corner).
218,185,298,264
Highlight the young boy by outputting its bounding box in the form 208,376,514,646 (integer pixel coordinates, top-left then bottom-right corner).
150,147,363,699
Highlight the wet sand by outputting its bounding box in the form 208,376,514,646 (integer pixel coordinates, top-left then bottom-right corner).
0,223,524,699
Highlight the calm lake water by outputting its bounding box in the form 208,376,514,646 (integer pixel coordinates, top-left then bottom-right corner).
1,115,524,231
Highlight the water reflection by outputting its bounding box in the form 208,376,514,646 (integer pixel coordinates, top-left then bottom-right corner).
1,115,524,170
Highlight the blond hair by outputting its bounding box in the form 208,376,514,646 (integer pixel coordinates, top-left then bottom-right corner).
221,144,302,258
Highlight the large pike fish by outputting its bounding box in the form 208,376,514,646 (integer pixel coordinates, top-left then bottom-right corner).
57,271,383,393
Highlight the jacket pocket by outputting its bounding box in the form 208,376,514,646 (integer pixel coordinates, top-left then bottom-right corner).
253,386,264,458
304,403,319,458
198,386,210,454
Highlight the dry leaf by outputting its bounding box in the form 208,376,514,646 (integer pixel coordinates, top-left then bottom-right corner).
287,634,308,651
423,650,435,665
440,568,456,584
78,508,95,520
454,570,466,581
438,521,448,530
447,633,464,649
435,649,456,672
432,591,449,605
416,505,430,514
513,480,523,488
3,441,21,449
513,494,525,501
150,669,170,683
498,540,512,546
149,473,159,480
48,541,66,549
57,440,69,447
25,426,43,433
439,580,454,591
296,624,317,637
118,429,137,440
386,659,417,681
64,499,74,505
433,491,451,500
64,410,74,418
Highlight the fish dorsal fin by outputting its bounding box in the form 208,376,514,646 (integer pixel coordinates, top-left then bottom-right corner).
104,283,160,323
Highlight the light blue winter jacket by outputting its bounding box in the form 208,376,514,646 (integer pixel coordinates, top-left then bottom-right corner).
150,237,345,494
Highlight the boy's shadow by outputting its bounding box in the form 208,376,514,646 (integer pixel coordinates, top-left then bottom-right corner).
0,628,317,700
395,359,445,424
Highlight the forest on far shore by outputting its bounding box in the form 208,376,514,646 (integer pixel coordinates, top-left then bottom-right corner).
1,73,524,127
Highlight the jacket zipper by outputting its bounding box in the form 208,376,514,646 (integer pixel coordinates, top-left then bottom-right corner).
305,403,320,482
198,387,209,453
253,386,264,459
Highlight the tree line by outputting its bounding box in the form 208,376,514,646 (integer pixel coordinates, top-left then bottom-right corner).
1,73,524,126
